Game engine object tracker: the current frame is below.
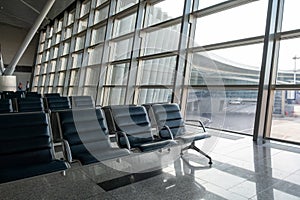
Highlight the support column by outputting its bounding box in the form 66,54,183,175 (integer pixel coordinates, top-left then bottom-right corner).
172,0,193,107
253,0,284,142
4,0,56,75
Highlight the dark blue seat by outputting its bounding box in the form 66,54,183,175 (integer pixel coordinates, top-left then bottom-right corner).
56,108,130,165
2,91,23,99
17,98,44,112
46,96,71,112
26,92,42,98
103,105,177,152
0,99,13,113
44,93,61,99
70,96,95,109
151,103,212,165
0,112,68,183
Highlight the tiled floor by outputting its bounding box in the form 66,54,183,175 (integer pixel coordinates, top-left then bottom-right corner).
1,129,300,200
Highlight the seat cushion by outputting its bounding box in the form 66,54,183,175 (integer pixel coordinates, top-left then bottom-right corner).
0,160,68,184
138,140,177,152
178,133,211,143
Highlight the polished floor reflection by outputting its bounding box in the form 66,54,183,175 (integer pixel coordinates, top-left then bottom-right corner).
1,129,300,200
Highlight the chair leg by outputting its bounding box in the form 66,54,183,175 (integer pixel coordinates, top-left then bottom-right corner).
188,142,212,166
180,145,190,155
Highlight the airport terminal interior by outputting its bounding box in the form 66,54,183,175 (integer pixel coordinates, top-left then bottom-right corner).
0,0,300,199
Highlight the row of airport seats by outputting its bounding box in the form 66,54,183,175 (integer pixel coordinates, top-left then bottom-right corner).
53,103,212,165
0,102,212,183
0,92,95,113
0,91,41,99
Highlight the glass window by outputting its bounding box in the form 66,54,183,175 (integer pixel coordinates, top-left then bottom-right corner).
110,37,133,61
193,0,268,46
67,11,75,25
39,43,44,53
91,26,106,45
145,0,184,27
41,63,48,74
94,6,109,24
34,65,41,76
50,61,56,72
69,69,80,86
139,56,176,85
59,57,68,71
58,72,66,86
55,33,61,44
106,63,129,85
64,26,73,39
36,54,42,64
62,41,70,55
71,53,83,68
116,0,138,13
53,46,59,58
84,67,100,86
40,32,46,42
88,45,103,65
83,87,97,99
282,0,300,31
41,75,46,85
49,73,55,85
47,87,53,93
96,0,107,7
142,23,181,56
103,87,126,105
80,0,91,17
57,19,63,32
277,38,300,85
186,89,257,134
138,88,172,104
75,35,86,51
48,27,53,38
45,50,50,61
113,12,136,37
67,87,76,96
198,0,230,10
190,44,263,85
270,90,300,143
46,39,52,48
33,76,39,87
78,18,88,32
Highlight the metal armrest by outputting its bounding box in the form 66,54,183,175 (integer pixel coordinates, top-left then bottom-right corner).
186,119,206,132
115,131,131,150
56,139,72,163
159,125,174,140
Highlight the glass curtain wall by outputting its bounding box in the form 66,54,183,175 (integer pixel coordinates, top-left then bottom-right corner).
268,0,300,143
32,0,300,142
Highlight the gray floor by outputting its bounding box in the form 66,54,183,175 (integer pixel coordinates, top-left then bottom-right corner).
1,129,300,200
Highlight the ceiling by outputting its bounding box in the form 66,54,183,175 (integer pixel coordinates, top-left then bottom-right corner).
0,0,76,29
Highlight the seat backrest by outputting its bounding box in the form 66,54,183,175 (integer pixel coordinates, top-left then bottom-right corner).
44,93,61,99
0,112,55,169
17,98,44,112
70,96,95,109
26,92,42,98
152,103,186,139
2,91,24,99
107,105,153,148
46,96,71,112
0,99,13,113
57,108,111,164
